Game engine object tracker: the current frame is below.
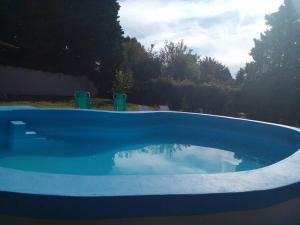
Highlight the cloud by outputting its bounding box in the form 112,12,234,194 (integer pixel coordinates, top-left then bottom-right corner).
119,0,283,75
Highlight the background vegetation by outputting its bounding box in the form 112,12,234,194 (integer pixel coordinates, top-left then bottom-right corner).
0,0,299,126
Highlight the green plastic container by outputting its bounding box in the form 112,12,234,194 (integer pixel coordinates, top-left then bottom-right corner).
74,91,90,109
113,93,127,111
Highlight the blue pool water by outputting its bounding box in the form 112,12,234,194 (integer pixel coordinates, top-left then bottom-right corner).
0,143,267,175
0,109,299,175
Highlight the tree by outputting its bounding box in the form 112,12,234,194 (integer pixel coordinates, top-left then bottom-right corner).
235,68,246,85
251,0,300,74
121,37,161,84
159,41,200,81
158,41,232,83
128,40,235,114
199,57,232,83
0,0,123,95
237,0,300,125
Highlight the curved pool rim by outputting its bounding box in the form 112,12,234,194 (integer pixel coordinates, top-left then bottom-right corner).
0,107,300,220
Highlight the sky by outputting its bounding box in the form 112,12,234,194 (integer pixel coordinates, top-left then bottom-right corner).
119,0,284,75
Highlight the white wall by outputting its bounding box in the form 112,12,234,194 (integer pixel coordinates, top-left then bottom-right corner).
0,65,97,96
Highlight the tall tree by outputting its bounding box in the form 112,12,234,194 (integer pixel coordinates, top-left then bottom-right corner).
238,0,300,125
0,0,123,95
251,0,300,75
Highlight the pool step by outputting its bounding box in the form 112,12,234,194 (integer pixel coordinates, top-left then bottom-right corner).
9,121,43,150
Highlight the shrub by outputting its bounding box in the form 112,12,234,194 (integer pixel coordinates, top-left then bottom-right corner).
112,70,134,94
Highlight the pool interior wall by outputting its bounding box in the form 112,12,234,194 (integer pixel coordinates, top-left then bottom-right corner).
0,107,299,224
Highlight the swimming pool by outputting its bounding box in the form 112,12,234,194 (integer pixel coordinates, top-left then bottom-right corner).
0,107,300,225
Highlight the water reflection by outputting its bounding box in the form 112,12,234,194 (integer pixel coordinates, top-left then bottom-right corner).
0,140,265,175
112,144,243,175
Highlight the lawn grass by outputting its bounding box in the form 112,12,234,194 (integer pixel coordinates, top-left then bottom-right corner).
0,98,140,111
